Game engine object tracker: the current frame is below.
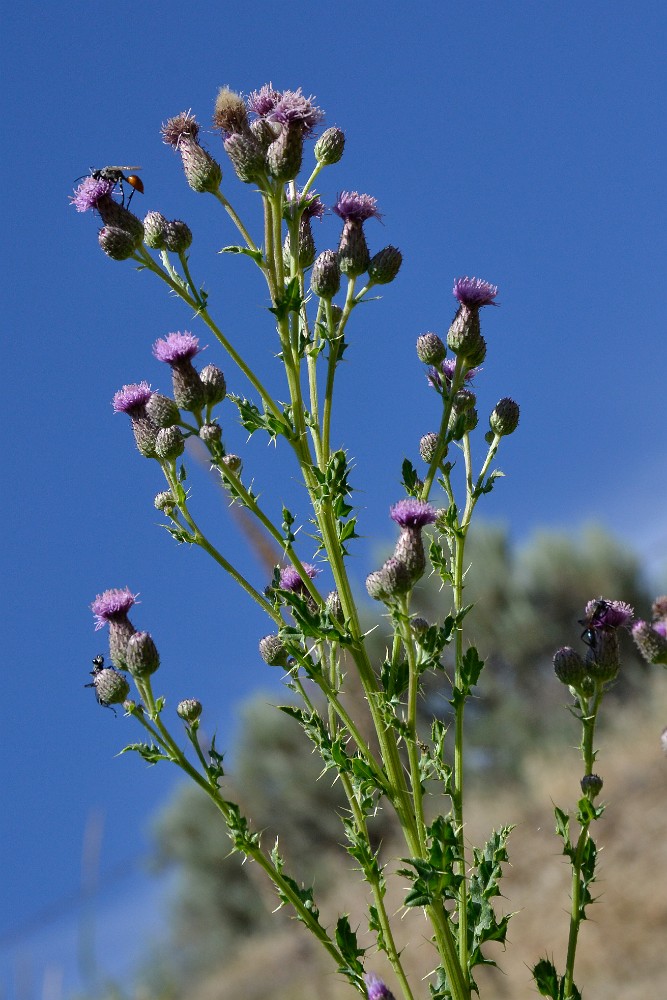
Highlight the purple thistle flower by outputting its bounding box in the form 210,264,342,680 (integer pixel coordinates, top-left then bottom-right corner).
266,88,324,135
279,563,319,592
332,191,382,223
364,973,396,1000
582,598,634,633
91,587,139,630
285,188,326,221
390,498,437,530
247,83,282,117
112,381,153,414
427,359,480,392
153,331,202,365
70,176,115,212
453,276,498,308
654,620,667,638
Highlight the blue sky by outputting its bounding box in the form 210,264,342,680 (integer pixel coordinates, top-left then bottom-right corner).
2,2,666,996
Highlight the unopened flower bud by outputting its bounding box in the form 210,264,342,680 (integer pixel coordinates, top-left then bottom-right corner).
146,393,180,428
98,225,137,260
394,529,427,585
90,666,130,707
222,454,242,474
177,698,202,722
143,211,169,249
447,304,486,360
126,631,160,678
419,433,439,463
581,773,603,798
452,389,476,412
131,417,160,458
315,127,345,165
465,335,487,368
199,364,227,405
164,220,193,253
490,398,520,437
411,617,430,635
462,407,478,433
154,490,177,513
96,197,144,243
224,132,266,183
283,218,316,270
311,250,340,299
368,246,402,285
585,631,620,682
155,426,185,461
366,557,412,602
267,123,304,181
259,634,289,667
632,620,667,665
553,646,587,687
199,422,222,446
416,333,446,365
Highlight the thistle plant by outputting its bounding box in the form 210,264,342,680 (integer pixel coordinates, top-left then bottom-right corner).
73,83,664,1000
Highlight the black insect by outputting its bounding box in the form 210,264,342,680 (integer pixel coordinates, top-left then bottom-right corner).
579,598,613,648
85,654,117,713
88,166,144,206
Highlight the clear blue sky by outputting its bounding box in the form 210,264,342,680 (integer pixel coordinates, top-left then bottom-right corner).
2,2,666,996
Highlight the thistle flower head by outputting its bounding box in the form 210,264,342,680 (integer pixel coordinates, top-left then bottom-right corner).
428,359,481,392
247,83,282,117
161,110,200,148
153,331,202,365
453,276,498,308
212,86,249,135
285,188,326,221
71,176,114,212
332,191,381,223
112,382,153,415
267,88,324,135
91,587,139,630
364,973,396,1000
279,563,319,592
390,498,437,529
582,598,634,633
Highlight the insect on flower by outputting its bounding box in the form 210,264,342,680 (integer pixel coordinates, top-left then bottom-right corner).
88,166,144,206
578,597,633,648
85,654,129,714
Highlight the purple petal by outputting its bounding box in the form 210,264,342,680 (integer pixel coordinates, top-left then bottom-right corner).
453,277,498,308
152,331,201,364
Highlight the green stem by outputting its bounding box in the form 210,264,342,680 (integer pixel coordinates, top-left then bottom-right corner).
212,189,261,253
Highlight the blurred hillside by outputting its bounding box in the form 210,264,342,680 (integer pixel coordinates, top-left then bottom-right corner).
167,676,667,1000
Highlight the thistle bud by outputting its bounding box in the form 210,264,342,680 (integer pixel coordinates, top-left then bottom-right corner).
338,219,369,276
154,490,177,513
366,557,412,602
368,246,402,285
490,398,520,437
183,143,222,193
143,211,169,249
283,219,316,270
465,335,487,368
581,773,603,798
155,426,185,462
90,666,130,707
394,529,427,585
146,393,180,428
199,422,222,446
199,364,227,405
416,333,446,366
447,305,486,361
96,197,144,244
462,407,478,433
131,416,160,458
177,698,203,723
267,123,304,181
419,433,439,463
221,454,242,475
315,127,345,165
585,630,620,682
98,226,137,261
224,132,266,183
126,631,160,678
311,250,340,299
164,220,193,253
452,389,476,412
553,646,587,687
259,634,289,667
411,617,430,635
